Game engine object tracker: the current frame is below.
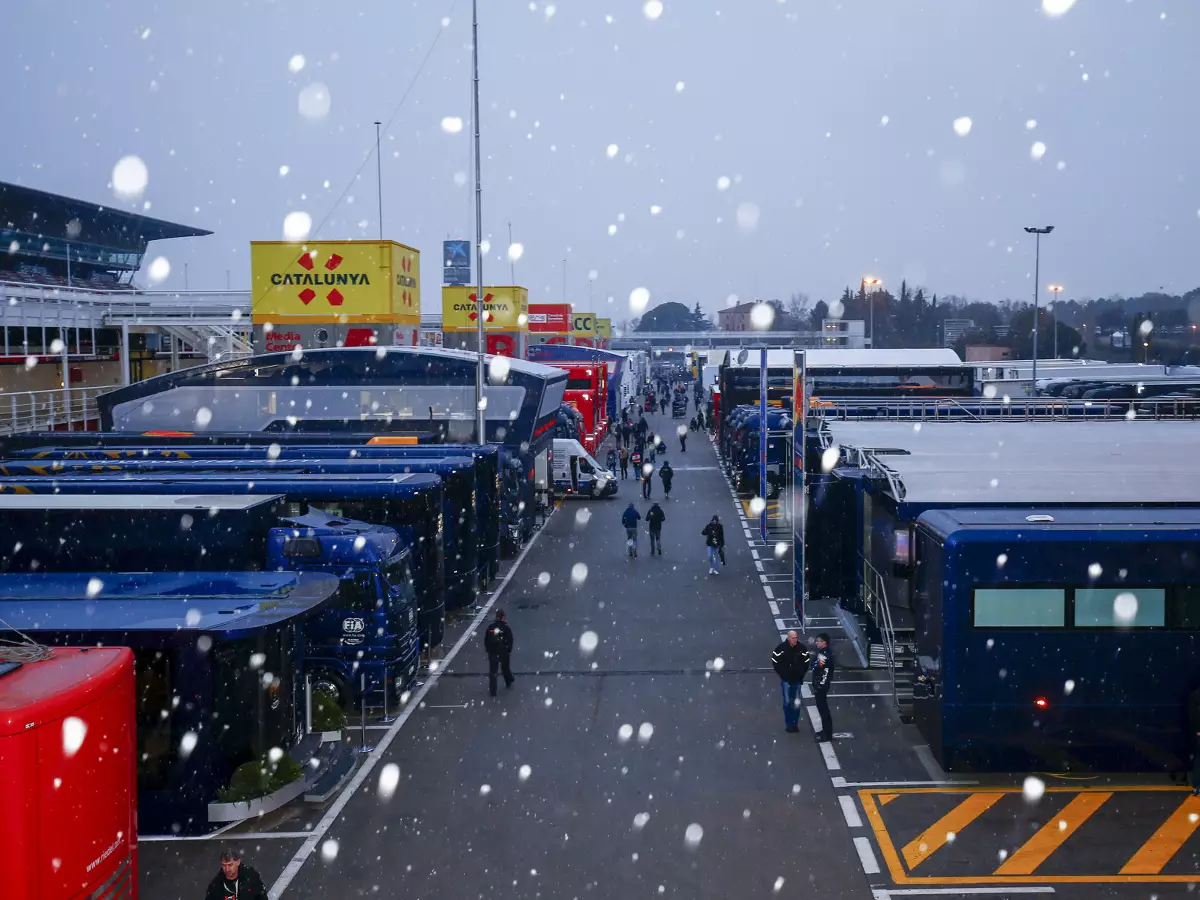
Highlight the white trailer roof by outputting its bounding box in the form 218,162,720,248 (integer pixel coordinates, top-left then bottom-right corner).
0,494,285,510
805,348,962,368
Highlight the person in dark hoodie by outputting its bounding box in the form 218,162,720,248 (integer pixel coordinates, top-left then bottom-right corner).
811,633,836,742
659,460,674,499
205,849,267,900
484,609,515,697
622,502,641,557
646,501,666,555
771,631,811,733
701,515,725,575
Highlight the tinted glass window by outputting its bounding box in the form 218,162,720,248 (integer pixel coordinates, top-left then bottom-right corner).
973,588,1065,627
1074,587,1165,627
1170,585,1200,629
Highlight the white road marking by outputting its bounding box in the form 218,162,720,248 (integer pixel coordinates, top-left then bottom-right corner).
875,890,1056,897
774,617,787,630
750,548,760,560
269,513,550,898
763,585,774,599
838,794,863,828
854,836,880,874
801,683,813,699
821,741,841,771
831,777,980,788
806,705,822,731
755,560,764,572
768,600,780,616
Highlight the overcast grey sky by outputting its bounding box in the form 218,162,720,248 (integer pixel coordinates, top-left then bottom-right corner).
3,0,1197,319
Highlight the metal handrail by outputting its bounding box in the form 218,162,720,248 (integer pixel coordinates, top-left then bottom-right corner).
0,386,106,434
811,395,1200,422
861,557,899,709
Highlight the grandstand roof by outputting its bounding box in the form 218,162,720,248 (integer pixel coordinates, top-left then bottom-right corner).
0,181,211,252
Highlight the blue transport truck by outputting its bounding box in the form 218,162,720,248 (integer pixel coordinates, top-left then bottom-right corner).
0,569,340,834
1,454,489,599
0,493,423,707
0,472,448,647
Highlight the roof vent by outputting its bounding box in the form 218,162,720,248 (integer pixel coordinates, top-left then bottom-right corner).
1025,514,1055,523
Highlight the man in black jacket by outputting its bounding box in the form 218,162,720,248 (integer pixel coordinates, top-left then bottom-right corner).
205,849,267,900
771,631,810,733
811,633,836,741
484,609,515,697
646,502,666,555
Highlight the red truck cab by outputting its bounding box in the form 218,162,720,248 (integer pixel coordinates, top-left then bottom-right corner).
548,363,608,453
1,647,137,900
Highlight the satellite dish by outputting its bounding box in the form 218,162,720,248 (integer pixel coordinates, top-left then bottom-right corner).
736,349,749,366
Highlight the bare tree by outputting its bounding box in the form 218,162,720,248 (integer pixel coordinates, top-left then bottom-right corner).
787,292,811,320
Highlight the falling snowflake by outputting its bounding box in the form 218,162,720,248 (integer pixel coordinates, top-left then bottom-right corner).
749,496,766,516
684,823,704,848
320,839,339,863
1023,776,1045,802
643,0,664,20
86,577,104,598
1041,0,1077,16
1087,563,1102,579
298,83,331,119
606,143,620,158
480,783,492,796
146,256,171,283
62,717,87,756
179,731,198,757
712,657,725,672
629,287,651,312
1030,141,1047,161
952,116,973,137
283,211,312,242
288,54,306,73
536,571,551,587
440,116,464,134
633,812,651,829
112,156,149,201
1113,592,1139,624
716,175,731,191
488,356,511,383
618,723,634,743
571,562,588,585
638,722,654,744
507,242,525,262
579,630,599,654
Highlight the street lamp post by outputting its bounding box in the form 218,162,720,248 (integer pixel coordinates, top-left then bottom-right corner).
1023,226,1054,394
863,277,881,347
1048,284,1064,359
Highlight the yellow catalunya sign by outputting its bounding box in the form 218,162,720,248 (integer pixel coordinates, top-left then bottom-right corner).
251,240,420,325
442,286,529,332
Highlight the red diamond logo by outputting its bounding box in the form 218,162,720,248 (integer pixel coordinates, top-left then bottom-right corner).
324,254,344,271
297,253,314,271
299,288,316,305
326,289,344,306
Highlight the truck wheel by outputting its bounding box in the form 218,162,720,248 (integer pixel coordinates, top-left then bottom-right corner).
313,671,353,710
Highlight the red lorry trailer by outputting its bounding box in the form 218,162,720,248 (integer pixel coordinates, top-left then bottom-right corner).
548,363,608,453
1,646,137,900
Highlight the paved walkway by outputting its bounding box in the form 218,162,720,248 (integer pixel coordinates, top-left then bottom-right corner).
140,411,871,898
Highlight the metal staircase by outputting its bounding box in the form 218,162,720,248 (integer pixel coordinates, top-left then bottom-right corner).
160,323,252,362
862,558,916,723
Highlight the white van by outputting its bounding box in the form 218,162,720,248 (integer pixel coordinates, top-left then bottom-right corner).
535,438,618,499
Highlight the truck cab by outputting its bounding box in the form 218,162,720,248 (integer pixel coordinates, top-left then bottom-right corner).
537,438,618,499
269,512,421,708
550,364,608,452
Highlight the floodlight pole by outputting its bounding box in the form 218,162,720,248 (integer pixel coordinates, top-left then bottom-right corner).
1024,226,1054,396
472,0,486,445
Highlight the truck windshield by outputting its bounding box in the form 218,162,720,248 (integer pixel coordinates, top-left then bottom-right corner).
381,558,414,620
338,572,379,614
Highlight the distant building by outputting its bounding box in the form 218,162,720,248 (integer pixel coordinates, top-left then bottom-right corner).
964,345,1013,362
717,298,799,332
940,318,976,348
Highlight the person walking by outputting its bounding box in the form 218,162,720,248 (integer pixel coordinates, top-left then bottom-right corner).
811,633,835,741
621,502,641,557
679,430,687,452
659,460,674,499
621,420,632,449
641,461,654,499
771,631,810,733
646,501,665,555
660,396,669,415
205,849,267,900
618,445,630,480
701,515,724,575
484,609,515,696
606,447,619,473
